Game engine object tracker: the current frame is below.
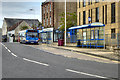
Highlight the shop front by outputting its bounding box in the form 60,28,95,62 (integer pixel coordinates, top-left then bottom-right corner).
69,22,105,48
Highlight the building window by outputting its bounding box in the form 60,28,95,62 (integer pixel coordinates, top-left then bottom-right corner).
79,12,80,25
47,5,48,13
96,7,99,22
91,0,92,4
88,10,90,23
83,11,86,24
105,5,107,24
95,0,99,3
44,19,45,26
91,9,92,23
111,28,116,39
47,18,48,26
103,6,104,24
111,3,115,23
44,7,45,14
83,0,86,7
88,0,90,5
50,4,51,11
50,17,51,25
79,0,80,8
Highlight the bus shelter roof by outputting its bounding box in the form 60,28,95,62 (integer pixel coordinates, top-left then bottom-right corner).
69,22,105,30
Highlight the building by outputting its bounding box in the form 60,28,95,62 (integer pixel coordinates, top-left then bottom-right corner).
2,18,40,42
41,0,77,43
68,0,120,48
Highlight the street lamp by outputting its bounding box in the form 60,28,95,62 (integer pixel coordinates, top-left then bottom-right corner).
29,8,35,29
65,0,67,46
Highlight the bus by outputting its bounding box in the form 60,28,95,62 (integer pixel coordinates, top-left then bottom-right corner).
19,29,39,44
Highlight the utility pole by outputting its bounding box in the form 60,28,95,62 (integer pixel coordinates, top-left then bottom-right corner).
29,8,35,29
65,0,66,46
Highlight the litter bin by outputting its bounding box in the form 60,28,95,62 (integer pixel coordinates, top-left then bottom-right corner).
58,39,64,46
77,40,81,47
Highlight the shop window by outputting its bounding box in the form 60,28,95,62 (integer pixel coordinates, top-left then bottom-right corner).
111,28,116,39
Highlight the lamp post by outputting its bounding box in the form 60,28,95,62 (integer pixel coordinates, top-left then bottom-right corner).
29,8,35,29
64,0,67,46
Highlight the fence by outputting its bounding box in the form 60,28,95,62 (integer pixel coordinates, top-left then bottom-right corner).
105,33,120,48
67,33,120,48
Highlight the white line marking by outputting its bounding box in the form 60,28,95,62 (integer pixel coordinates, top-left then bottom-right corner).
5,47,8,49
7,49,11,53
11,53,18,57
23,58,49,66
66,69,107,79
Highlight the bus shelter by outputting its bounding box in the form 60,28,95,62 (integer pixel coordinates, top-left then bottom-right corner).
39,28,53,44
69,22,105,48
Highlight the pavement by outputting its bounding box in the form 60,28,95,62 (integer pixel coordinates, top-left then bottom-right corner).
1,42,119,79
47,42,120,62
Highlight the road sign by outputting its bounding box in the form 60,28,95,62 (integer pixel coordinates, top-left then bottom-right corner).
88,17,91,22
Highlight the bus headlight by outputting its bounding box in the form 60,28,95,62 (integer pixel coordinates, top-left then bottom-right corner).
25,40,28,42
36,40,38,42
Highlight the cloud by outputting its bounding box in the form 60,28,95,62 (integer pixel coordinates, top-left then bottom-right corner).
0,1,44,28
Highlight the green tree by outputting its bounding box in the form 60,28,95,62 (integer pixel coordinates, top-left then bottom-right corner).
20,26,29,30
59,12,77,31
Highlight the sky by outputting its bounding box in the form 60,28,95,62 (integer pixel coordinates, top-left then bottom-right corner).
0,0,46,28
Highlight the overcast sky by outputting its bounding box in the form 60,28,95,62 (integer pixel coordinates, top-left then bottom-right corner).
0,0,46,28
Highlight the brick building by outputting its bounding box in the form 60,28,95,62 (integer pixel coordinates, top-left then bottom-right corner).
42,1,54,28
41,1,77,42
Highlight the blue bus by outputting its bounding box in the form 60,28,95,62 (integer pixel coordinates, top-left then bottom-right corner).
19,29,39,44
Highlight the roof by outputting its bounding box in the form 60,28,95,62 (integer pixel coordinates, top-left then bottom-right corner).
42,0,53,6
8,20,23,31
4,18,40,28
69,22,105,30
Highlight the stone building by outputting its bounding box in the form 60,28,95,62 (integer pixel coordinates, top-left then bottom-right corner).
68,0,120,48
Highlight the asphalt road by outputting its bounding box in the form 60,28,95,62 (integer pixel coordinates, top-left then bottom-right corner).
1,43,119,79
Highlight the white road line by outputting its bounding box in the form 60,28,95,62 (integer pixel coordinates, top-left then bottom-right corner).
66,69,107,79
23,58,49,66
7,49,11,53
11,53,18,57
5,47,8,49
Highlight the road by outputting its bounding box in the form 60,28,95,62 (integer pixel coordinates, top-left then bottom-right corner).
1,43,119,79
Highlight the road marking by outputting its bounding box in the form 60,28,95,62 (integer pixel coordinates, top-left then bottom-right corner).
7,49,11,53
66,69,108,79
5,47,8,50
11,53,18,57
23,58,49,67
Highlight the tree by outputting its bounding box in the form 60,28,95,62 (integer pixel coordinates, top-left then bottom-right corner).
59,12,77,31
20,26,29,30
